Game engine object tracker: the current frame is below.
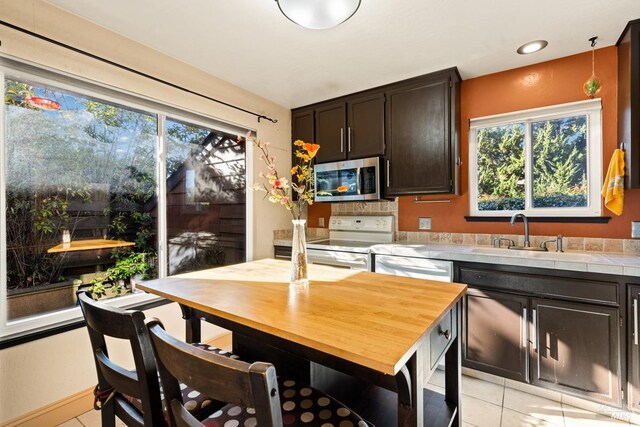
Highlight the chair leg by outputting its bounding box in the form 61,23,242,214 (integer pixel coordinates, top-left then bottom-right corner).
100,399,116,427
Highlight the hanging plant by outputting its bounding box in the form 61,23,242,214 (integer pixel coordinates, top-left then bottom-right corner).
583,36,602,98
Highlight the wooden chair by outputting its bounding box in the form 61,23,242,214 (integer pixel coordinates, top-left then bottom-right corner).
78,292,232,427
147,319,370,427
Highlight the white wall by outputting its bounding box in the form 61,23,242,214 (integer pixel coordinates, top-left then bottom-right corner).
0,0,292,422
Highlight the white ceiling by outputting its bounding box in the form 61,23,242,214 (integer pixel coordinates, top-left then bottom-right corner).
45,0,639,109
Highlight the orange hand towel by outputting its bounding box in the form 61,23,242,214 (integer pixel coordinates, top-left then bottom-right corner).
601,148,625,215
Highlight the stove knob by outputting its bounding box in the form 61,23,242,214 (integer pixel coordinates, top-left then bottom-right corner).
375,220,380,226
381,220,387,227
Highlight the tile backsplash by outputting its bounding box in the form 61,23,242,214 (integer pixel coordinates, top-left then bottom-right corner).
276,197,640,256
395,231,640,256
273,226,640,255
273,227,328,240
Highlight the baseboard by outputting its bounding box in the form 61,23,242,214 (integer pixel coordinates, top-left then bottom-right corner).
0,387,94,427
1,332,233,427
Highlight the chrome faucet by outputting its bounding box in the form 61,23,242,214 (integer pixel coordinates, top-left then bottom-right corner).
510,213,530,248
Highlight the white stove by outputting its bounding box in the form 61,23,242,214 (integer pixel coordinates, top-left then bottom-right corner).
307,215,394,270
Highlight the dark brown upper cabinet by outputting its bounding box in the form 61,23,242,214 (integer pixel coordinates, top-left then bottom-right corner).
314,102,347,163
290,67,460,194
292,108,315,146
313,94,385,164
291,108,315,200
347,93,385,159
385,68,461,196
618,19,640,188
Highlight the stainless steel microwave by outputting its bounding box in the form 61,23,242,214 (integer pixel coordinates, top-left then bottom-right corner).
314,157,381,202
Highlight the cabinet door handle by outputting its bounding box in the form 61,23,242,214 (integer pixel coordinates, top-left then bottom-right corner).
340,128,344,153
634,299,638,346
348,126,352,152
386,160,390,187
532,308,537,351
522,308,527,348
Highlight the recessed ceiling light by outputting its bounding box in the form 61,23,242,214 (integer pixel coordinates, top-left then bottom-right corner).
517,40,549,55
275,0,361,30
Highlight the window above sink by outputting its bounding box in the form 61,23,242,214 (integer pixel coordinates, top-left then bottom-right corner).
469,99,602,217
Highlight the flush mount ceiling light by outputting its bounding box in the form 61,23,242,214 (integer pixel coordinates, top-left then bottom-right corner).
275,0,361,30
517,40,549,55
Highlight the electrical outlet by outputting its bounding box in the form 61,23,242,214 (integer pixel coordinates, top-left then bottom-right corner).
319,217,325,228
418,217,431,230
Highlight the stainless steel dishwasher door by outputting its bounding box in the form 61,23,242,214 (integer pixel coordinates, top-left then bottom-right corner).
374,254,453,282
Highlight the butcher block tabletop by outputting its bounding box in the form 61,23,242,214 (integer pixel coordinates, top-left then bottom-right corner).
137,258,467,376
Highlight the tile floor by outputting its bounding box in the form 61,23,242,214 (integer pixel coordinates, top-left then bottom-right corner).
57,371,637,427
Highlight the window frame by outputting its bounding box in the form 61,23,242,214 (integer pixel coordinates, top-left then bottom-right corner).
0,59,254,342
468,99,603,217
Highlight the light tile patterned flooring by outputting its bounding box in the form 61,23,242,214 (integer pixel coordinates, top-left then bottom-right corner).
58,371,636,427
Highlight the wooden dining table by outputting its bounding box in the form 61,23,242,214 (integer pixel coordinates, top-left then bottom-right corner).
137,258,467,427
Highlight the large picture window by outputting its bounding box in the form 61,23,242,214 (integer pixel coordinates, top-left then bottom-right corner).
4,77,158,322
469,100,602,216
0,65,248,339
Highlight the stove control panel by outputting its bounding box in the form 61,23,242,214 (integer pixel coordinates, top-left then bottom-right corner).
329,215,394,233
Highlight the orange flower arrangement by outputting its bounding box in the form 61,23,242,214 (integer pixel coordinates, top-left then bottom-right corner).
242,132,324,220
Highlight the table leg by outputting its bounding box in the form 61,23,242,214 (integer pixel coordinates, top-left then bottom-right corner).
179,304,201,343
445,302,462,427
396,344,425,427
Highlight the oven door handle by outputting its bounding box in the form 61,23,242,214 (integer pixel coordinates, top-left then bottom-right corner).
311,262,352,269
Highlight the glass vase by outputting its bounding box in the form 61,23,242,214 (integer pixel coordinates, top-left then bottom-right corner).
290,219,309,289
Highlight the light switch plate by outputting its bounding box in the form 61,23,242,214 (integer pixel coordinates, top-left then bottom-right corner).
319,217,325,228
418,217,431,230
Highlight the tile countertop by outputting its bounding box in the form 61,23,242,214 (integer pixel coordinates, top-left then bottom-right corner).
273,239,640,276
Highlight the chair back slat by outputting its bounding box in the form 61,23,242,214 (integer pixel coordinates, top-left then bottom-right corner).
115,397,146,427
95,350,142,398
169,400,203,427
78,292,165,427
147,320,282,427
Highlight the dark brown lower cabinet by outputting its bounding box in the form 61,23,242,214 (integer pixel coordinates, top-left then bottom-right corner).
530,299,621,405
462,286,622,405
463,289,529,382
628,285,640,411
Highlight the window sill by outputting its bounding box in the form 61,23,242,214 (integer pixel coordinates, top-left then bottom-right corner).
465,216,611,223
0,292,170,350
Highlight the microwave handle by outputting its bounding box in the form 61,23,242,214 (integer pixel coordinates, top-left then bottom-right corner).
386,160,390,187
357,166,362,195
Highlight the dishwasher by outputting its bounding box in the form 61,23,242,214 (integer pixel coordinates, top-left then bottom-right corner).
373,254,453,282
374,253,454,371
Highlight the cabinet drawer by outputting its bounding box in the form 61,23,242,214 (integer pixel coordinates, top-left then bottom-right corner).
429,308,455,369
274,246,292,260
458,266,618,306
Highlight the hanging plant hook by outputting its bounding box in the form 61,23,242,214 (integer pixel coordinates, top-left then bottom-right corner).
589,36,598,48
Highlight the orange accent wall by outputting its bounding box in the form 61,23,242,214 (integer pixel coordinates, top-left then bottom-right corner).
310,46,640,238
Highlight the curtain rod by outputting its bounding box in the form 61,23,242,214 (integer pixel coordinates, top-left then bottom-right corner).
0,19,278,124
